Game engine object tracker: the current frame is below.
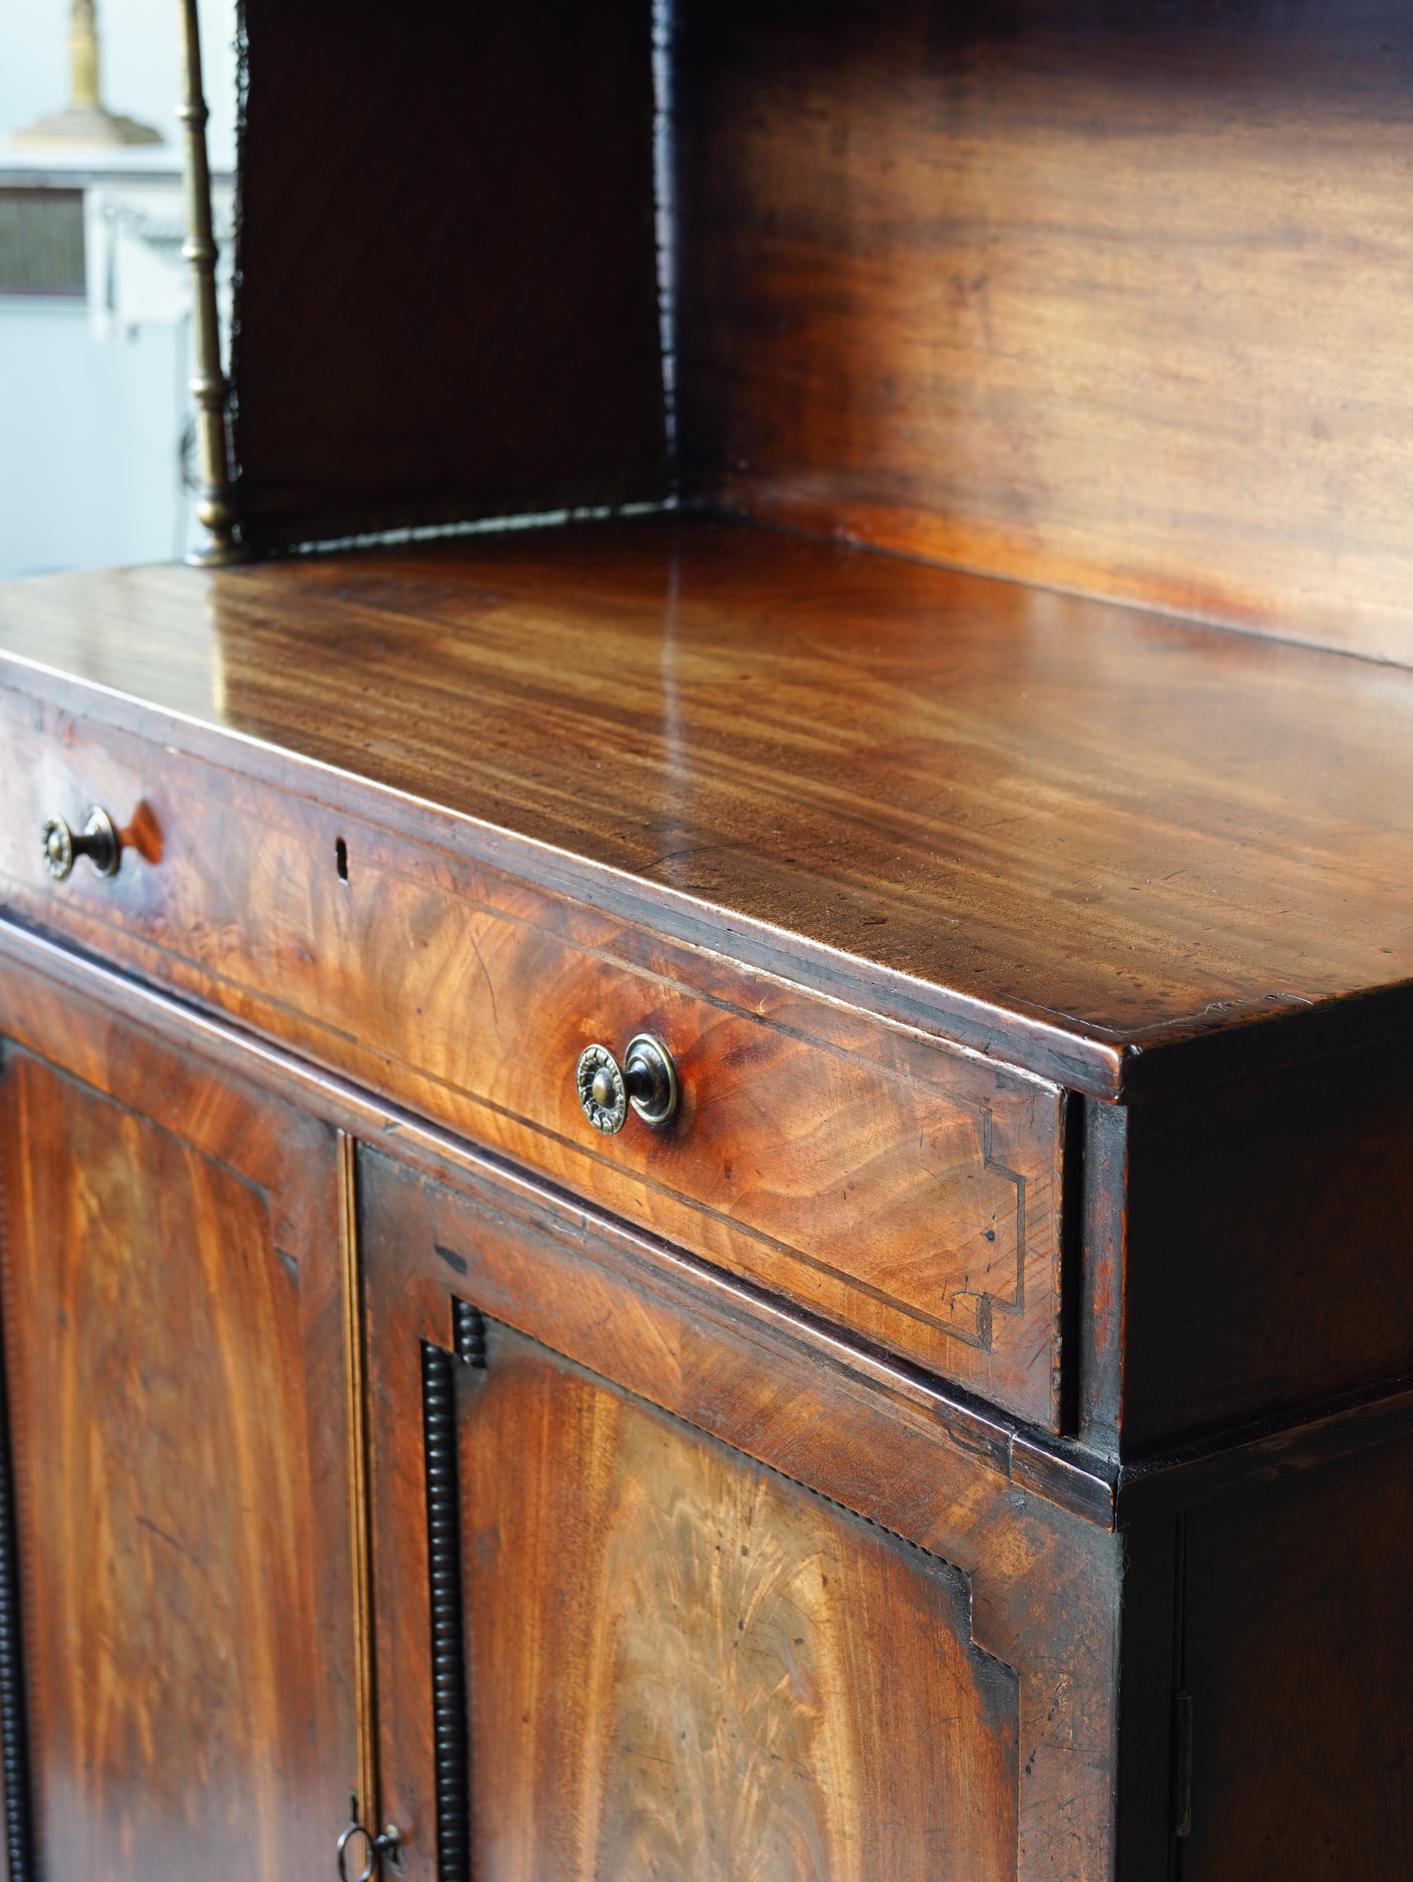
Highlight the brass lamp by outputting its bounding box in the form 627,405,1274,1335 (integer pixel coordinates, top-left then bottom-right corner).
10,1,164,150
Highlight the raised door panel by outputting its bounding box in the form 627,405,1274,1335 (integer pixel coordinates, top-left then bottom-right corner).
0,1013,360,1881
363,1158,1026,1880
361,1146,1120,1880
394,1316,1017,1882
478,1324,1013,1880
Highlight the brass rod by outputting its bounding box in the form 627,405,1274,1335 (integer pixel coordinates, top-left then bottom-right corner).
176,0,243,564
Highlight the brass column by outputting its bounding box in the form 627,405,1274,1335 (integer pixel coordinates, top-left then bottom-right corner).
177,0,243,565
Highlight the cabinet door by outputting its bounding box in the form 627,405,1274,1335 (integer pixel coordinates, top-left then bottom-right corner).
0,998,361,1880
362,1153,1025,1882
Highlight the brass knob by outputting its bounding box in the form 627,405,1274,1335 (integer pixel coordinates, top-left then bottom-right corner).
576,1033,679,1135
41,807,121,881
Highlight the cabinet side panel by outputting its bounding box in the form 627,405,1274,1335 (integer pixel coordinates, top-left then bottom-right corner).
1181,1432,1413,1879
1121,1042,1413,1453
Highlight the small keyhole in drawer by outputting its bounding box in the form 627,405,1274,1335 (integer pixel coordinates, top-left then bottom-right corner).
335,836,349,882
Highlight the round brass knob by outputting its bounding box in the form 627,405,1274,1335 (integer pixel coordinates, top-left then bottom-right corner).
575,1033,679,1135
41,807,121,882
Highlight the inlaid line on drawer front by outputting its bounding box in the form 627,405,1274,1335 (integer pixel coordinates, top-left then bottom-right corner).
0,696,1065,1427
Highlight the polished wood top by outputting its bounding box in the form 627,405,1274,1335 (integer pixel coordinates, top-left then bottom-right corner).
1,516,1410,1096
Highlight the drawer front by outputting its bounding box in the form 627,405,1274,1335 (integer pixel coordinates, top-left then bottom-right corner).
0,691,1065,1426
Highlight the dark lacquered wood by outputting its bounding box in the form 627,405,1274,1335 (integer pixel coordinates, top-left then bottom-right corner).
1116,1048,1413,1453
359,1148,1119,1881
3,1,1411,1867
4,518,1413,1099
6,914,1413,1875
675,0,1413,665
233,1,666,551
1180,1433,1413,1879
0,988,359,1880
8,516,1413,1443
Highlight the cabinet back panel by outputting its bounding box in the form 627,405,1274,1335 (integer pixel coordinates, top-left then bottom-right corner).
676,0,1413,664
234,0,667,551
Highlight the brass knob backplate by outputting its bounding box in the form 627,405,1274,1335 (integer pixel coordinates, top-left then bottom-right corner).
42,807,121,882
576,1034,679,1135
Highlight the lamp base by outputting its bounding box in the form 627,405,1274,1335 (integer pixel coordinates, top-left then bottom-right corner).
10,103,163,151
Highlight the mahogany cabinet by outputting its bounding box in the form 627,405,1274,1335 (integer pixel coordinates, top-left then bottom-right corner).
3,1,1413,1875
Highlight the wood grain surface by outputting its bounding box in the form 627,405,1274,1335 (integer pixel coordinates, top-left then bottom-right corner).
675,0,1413,664
2,517,1412,1099
359,1147,1119,1880
0,687,1065,1424
0,1014,358,1879
455,1324,1019,1881
0,914,1108,1523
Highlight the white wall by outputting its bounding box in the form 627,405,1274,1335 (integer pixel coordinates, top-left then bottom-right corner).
0,302,189,576
0,2,239,578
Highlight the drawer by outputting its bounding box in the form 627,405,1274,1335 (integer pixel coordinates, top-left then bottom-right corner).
0,690,1066,1427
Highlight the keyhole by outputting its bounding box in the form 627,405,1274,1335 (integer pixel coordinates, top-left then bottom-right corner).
335,836,349,882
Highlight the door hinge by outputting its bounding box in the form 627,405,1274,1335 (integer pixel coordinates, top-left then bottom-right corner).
1172,1689,1194,1838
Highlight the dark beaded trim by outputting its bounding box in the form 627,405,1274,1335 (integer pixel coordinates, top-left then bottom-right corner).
421,1339,470,1882
452,1301,487,1370
0,1132,34,1882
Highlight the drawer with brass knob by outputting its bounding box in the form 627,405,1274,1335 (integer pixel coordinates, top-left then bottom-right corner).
0,687,1065,1429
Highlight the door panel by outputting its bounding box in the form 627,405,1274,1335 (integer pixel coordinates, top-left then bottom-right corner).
0,1023,359,1881
365,1179,1022,1880
455,1322,1018,1881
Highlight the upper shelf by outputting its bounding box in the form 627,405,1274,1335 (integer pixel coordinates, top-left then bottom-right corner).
230,0,1413,667
1,514,1411,1098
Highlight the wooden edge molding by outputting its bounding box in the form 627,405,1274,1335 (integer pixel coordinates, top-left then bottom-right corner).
336,1132,380,1835
1113,1375,1413,1528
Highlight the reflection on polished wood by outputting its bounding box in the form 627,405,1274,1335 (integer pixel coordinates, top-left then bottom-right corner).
2,515,1413,1095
